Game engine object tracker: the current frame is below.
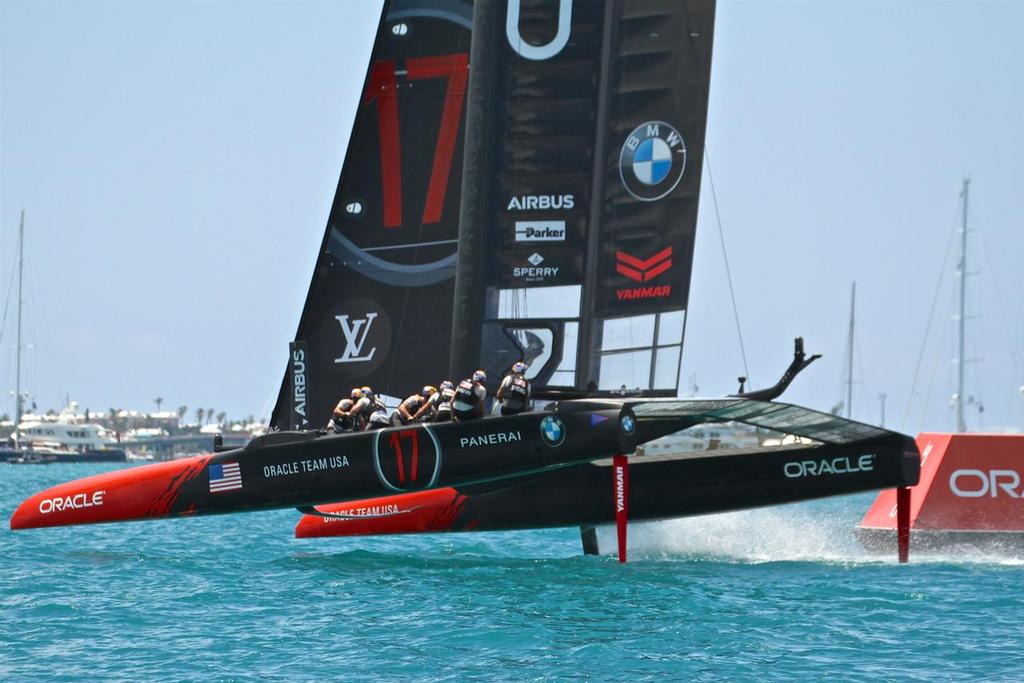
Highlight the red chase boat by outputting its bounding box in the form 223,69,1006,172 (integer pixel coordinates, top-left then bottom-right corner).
859,433,1024,552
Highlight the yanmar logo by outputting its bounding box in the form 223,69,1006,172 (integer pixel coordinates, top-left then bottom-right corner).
950,469,1024,498
615,247,672,301
39,490,105,514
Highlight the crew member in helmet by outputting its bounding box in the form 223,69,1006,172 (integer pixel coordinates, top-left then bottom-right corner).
432,380,456,422
452,370,488,421
328,388,362,432
362,387,392,430
343,386,376,431
496,361,532,416
396,386,437,425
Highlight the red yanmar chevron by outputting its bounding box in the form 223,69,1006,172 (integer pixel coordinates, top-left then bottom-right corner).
615,247,672,282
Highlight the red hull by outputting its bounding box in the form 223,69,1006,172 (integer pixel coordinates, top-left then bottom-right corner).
294,488,469,538
859,433,1024,546
9,455,211,530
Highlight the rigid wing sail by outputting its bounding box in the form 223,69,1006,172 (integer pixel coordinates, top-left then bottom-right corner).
11,0,920,561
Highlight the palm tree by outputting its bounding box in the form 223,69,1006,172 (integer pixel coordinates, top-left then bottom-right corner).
196,407,205,427
108,407,120,441
207,407,214,425
154,397,163,413
216,412,226,426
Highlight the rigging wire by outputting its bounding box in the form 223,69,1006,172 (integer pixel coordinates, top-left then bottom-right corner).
703,147,750,383
901,195,962,428
975,202,1021,405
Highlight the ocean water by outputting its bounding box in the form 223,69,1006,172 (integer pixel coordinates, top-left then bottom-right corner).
2,464,1023,681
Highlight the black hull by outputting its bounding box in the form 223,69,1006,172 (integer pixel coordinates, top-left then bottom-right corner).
296,435,920,537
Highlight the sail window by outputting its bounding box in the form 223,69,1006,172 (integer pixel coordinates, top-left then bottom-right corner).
653,346,682,390
508,328,554,379
495,286,581,320
596,311,685,392
602,314,656,351
597,350,652,392
657,310,685,346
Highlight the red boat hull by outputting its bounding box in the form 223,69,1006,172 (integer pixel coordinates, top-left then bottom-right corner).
859,432,1024,549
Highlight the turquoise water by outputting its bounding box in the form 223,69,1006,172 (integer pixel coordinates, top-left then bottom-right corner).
3,464,1023,680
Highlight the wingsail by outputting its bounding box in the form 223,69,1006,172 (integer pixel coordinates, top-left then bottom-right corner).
454,0,716,395
272,0,474,430
273,0,716,430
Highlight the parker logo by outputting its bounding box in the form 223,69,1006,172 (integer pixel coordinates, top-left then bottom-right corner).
515,220,566,242
332,298,391,376
615,247,673,302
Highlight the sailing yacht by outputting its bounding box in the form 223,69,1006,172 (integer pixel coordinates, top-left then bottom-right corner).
1,213,125,464
11,0,919,562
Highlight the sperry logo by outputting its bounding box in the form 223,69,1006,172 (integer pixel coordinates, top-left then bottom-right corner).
334,313,377,364
616,247,672,282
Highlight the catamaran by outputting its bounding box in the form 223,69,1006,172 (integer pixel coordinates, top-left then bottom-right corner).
10,0,919,561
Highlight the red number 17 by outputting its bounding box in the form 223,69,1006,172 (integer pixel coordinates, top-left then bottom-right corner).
364,53,469,229
389,429,421,483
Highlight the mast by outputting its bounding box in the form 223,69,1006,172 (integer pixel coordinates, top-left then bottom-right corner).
448,0,500,380
575,0,616,391
845,281,855,419
956,178,969,433
14,210,24,445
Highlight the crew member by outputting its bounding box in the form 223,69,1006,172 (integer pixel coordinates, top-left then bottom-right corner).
362,387,392,430
452,370,487,421
395,386,437,425
432,380,456,422
342,386,376,431
496,361,531,416
328,388,361,432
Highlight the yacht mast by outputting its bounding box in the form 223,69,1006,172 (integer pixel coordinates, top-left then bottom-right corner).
845,281,855,419
15,210,24,444
956,179,969,433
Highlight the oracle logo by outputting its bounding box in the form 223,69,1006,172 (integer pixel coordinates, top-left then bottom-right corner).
949,469,1024,498
39,490,106,514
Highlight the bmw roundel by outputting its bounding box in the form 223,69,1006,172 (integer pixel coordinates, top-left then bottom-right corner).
618,121,687,202
540,415,566,448
621,414,635,435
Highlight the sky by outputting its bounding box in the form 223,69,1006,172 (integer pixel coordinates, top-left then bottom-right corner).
1,0,1022,433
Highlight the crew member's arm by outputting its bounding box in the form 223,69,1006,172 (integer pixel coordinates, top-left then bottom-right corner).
496,376,509,401
412,397,434,421
475,385,487,417
398,397,416,422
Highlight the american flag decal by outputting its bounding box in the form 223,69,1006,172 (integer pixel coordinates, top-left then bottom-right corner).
208,462,242,493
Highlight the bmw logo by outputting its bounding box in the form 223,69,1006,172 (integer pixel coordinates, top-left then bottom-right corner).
621,415,635,434
540,415,566,447
618,121,687,202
